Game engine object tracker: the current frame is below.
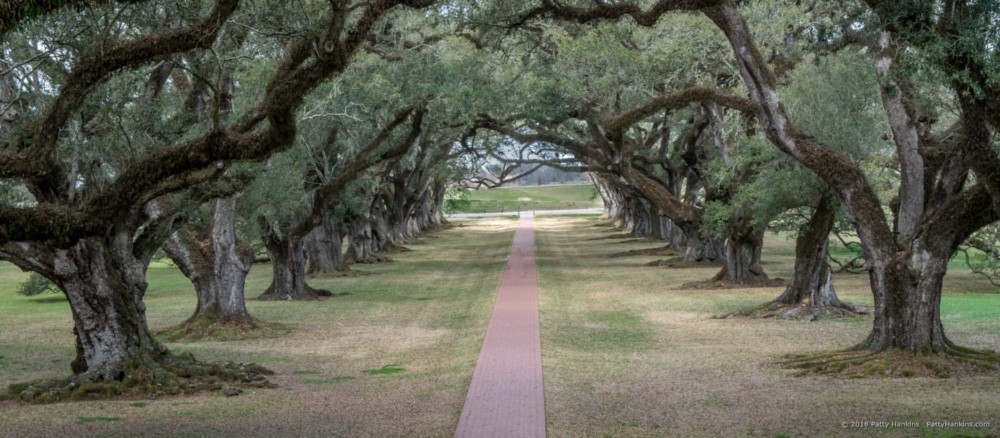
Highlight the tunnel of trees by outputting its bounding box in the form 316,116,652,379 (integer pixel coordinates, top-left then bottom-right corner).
1,0,999,401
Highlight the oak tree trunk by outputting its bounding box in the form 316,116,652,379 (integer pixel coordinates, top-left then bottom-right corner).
773,196,860,313
682,224,724,262
347,215,380,262
712,226,768,284
859,240,953,353
629,198,652,236
162,196,256,333
56,237,168,381
258,229,331,300
304,209,347,274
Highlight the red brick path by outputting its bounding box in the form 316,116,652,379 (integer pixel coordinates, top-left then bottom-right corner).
455,216,546,438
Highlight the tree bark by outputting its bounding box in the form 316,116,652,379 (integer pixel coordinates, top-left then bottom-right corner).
304,208,348,274
681,223,724,262
773,196,861,313
659,215,686,250
629,197,652,237
711,225,768,284
55,236,168,381
161,195,257,335
858,236,955,353
258,219,331,301
346,212,390,263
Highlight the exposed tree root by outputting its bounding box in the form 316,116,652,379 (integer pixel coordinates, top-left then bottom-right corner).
719,301,869,321
157,315,291,342
257,284,335,301
346,254,393,264
645,256,722,268
680,277,785,289
4,353,275,404
307,269,370,279
777,347,1000,378
610,246,681,258
591,221,615,228
588,232,634,241
379,242,412,254
344,247,394,265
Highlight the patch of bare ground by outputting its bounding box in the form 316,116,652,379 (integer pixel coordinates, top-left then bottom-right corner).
533,217,1000,437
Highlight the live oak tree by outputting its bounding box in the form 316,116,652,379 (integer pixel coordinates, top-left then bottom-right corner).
0,0,436,401
509,0,1000,373
463,12,785,285
252,102,427,300
714,53,886,318
159,172,260,340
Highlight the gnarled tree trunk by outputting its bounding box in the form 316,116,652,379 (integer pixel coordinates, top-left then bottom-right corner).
161,196,258,337
258,218,331,301
681,223,725,262
56,236,167,381
659,215,686,250
347,215,380,262
304,208,347,274
773,196,862,316
711,226,768,285
860,239,952,353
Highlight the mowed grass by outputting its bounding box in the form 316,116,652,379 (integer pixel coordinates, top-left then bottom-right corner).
446,183,603,214
3,216,999,437
0,219,516,437
535,217,1000,438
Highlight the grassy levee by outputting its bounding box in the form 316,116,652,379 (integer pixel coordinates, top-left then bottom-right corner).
535,217,1000,438
446,184,603,214
0,219,515,437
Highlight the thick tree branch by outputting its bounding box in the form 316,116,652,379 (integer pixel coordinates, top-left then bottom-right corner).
513,0,723,28
294,102,427,238
606,86,756,136
18,0,239,200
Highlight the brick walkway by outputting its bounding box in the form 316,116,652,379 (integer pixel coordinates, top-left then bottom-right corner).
455,216,546,438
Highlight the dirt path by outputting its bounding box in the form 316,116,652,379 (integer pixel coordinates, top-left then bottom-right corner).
455,216,546,438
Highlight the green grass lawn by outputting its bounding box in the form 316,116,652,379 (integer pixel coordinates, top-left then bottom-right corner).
534,217,1000,438
0,219,517,437
1,217,999,437
445,183,603,213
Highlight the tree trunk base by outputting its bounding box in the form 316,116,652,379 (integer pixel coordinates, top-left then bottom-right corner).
681,271,785,289
158,314,289,342
379,242,412,254
609,245,682,258
257,283,335,301
307,267,369,279
344,247,393,265
778,344,1000,378
645,256,725,268
718,300,868,320
5,353,274,404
